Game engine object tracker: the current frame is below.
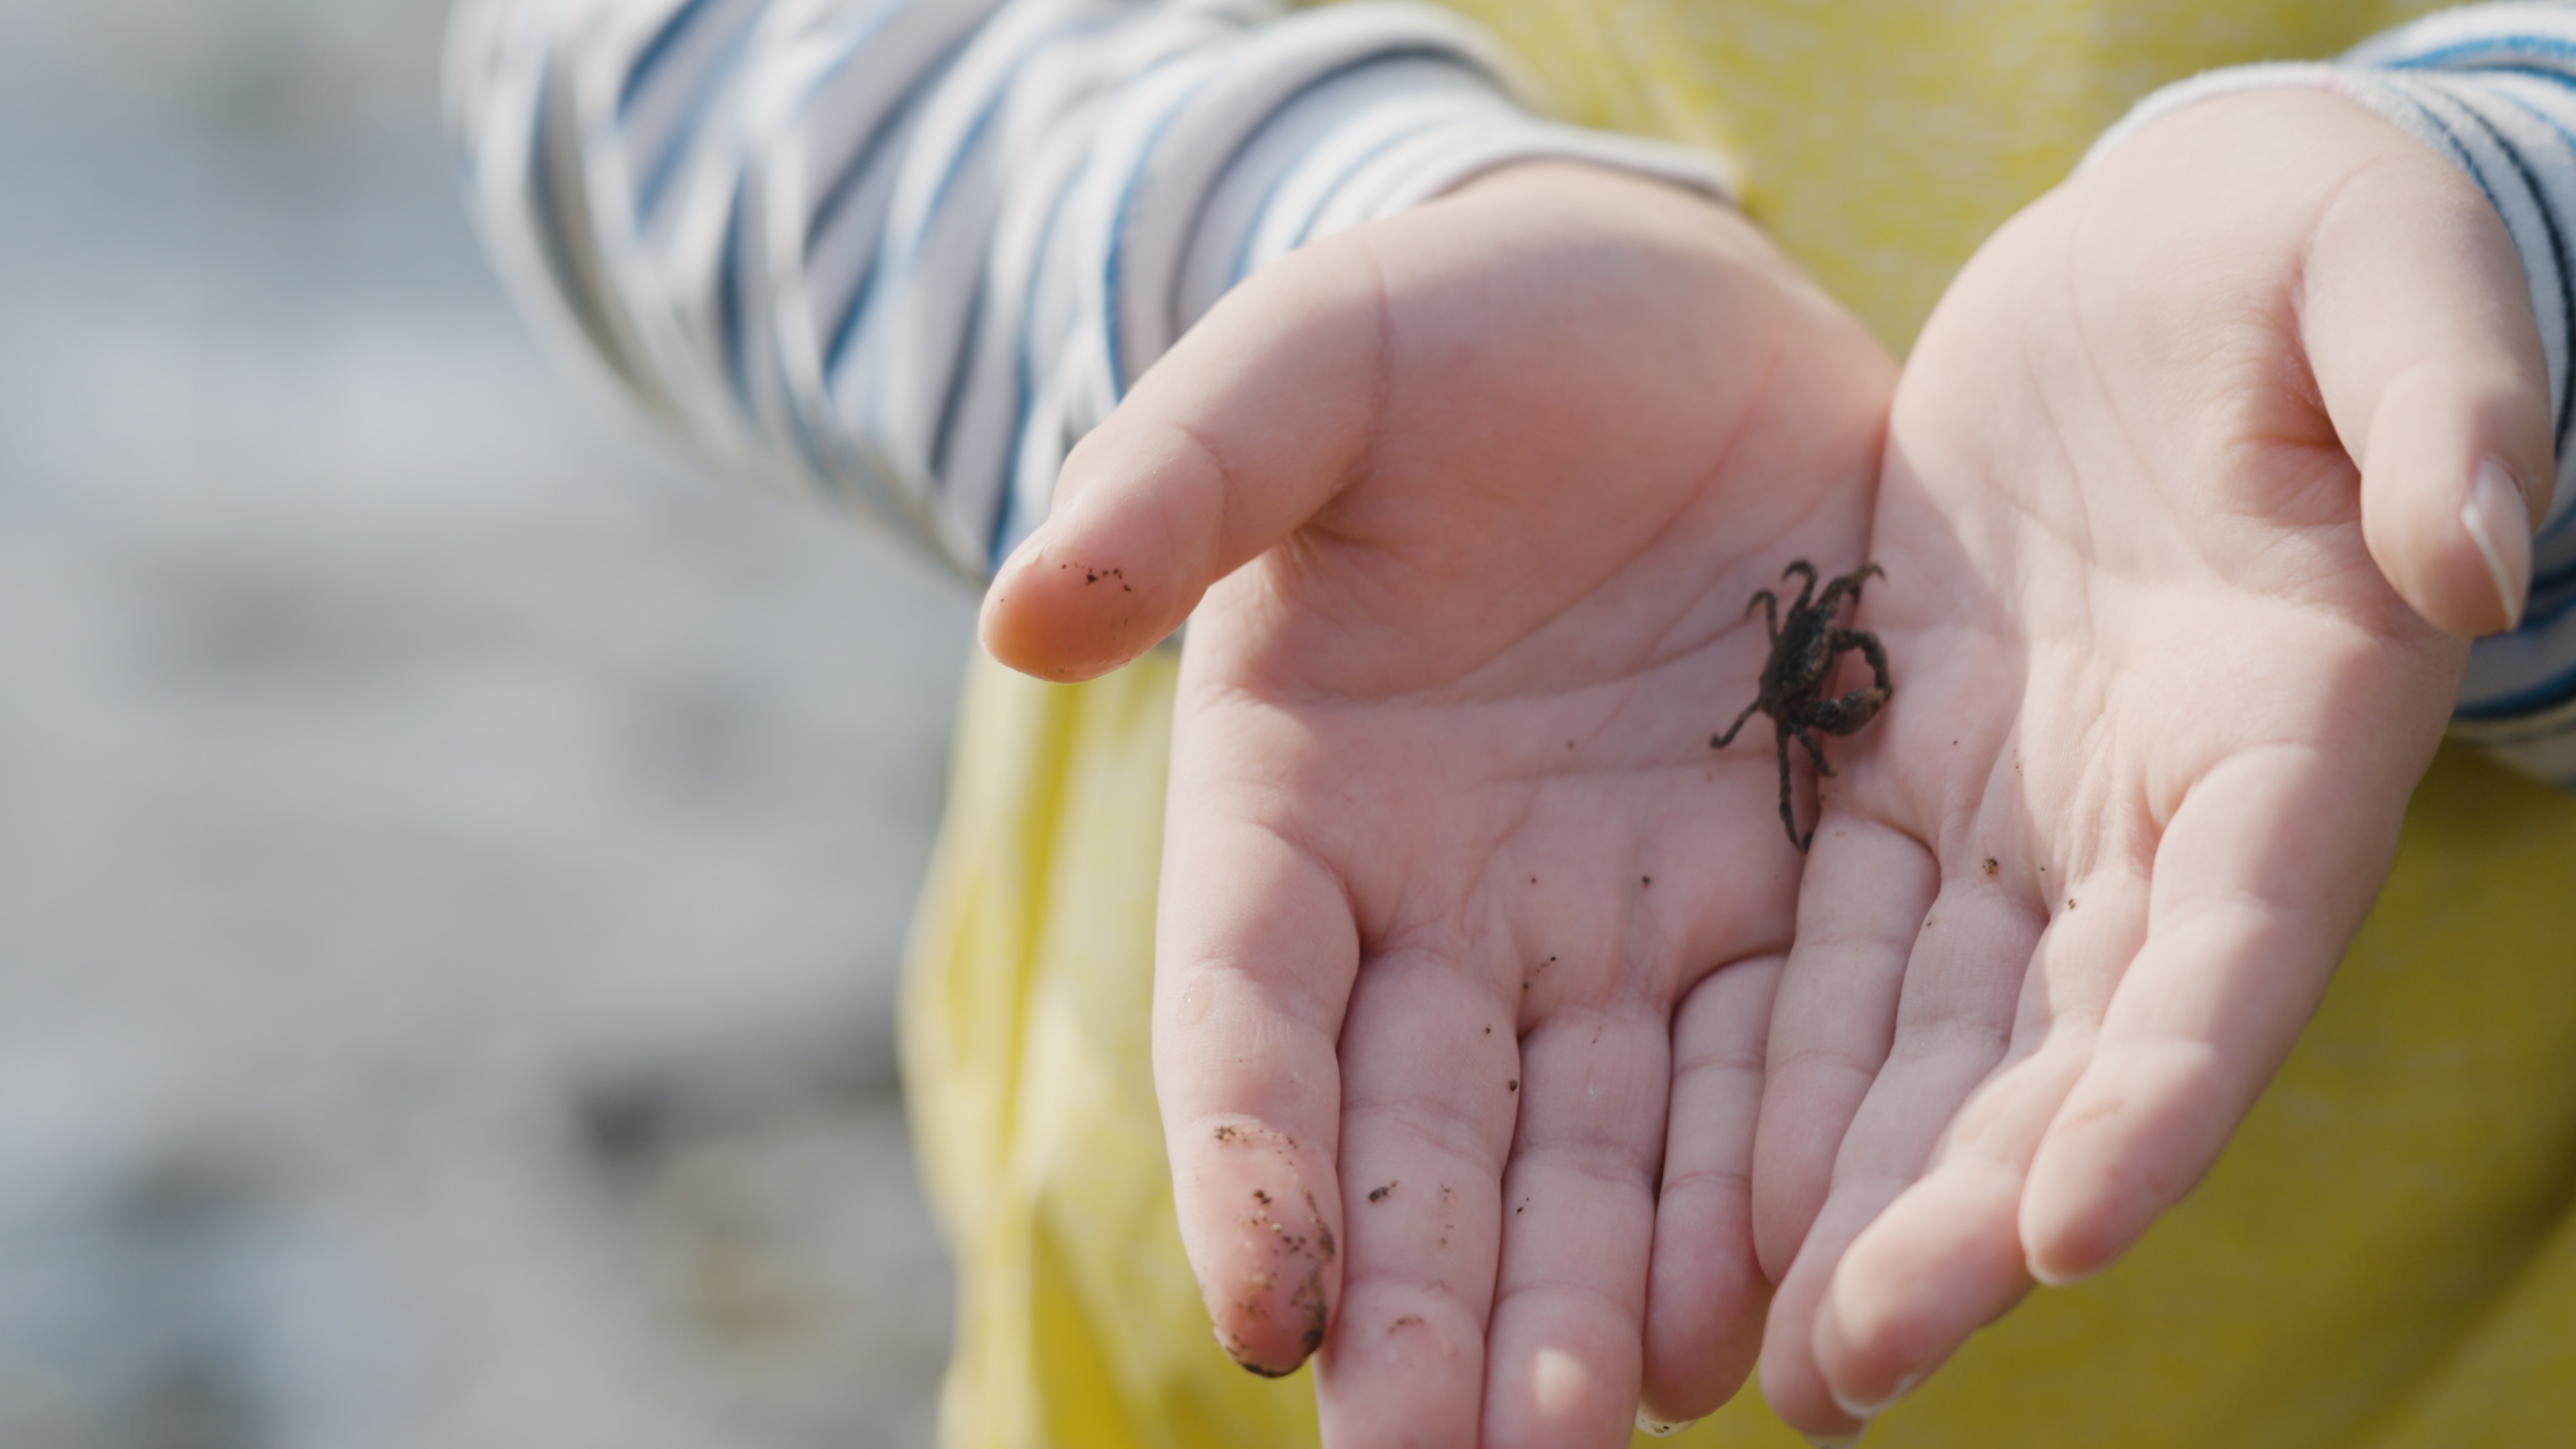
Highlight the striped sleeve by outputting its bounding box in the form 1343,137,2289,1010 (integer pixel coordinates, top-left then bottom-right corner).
442,0,1733,582
2086,3,2576,788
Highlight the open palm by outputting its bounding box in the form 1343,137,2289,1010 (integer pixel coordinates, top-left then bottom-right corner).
1748,91,2548,1440
981,164,1892,1446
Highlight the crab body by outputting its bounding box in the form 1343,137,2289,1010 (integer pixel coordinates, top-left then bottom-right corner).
1712,560,1891,851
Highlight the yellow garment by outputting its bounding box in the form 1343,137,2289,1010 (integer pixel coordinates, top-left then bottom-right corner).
1444,0,2464,351
903,3,2576,1445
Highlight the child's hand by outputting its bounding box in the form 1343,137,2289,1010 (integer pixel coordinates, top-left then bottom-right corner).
980,163,1894,1444
1747,91,2552,1439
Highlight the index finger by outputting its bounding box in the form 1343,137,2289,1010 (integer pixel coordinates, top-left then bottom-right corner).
1155,694,1362,1376
2019,735,2427,1281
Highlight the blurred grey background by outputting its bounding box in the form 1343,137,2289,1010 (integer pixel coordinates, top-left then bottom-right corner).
0,1,973,1444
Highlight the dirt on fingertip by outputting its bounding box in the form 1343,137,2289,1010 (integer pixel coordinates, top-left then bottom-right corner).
1213,1155,1337,1377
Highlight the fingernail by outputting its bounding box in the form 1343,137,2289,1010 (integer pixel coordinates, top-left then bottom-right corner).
2029,1256,2094,1288
1831,1369,1921,1417
1636,1409,1700,1436
998,532,1044,578
1210,1324,1298,1379
2463,459,2533,632
1801,1434,1864,1449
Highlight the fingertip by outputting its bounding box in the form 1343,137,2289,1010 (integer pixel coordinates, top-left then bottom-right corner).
973,533,1062,676
977,531,1162,682
2459,457,2534,633
1478,1339,1639,1449
1756,1226,1872,1444
1638,1264,1765,1426
1808,1176,2026,1424
2017,1044,2226,1285
2018,1171,2136,1288
2019,1146,2154,1287
2019,1150,2135,1287
976,427,1224,680
1179,1120,1346,1377
2025,1254,2096,1289
2021,1139,2124,1286
1757,1338,1868,1447
2359,388,2539,637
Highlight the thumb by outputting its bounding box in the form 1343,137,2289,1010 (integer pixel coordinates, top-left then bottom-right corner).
977,241,1386,681
2303,131,2554,639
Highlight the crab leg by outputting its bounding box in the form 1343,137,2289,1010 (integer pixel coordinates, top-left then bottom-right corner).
1774,725,1804,850
1780,559,1819,615
1711,697,1764,749
1795,726,1835,778
1814,561,1885,616
1835,627,1892,696
1746,588,1782,643
1804,629,1893,733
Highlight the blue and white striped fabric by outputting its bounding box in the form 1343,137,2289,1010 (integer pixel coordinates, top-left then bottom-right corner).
2093,3,2576,787
450,1,2576,784
442,0,1732,582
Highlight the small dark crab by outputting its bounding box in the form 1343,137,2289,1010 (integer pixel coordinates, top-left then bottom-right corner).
1711,560,1891,852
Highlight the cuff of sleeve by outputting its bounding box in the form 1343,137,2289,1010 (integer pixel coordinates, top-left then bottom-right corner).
1073,1,1735,392
1191,111,1733,326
